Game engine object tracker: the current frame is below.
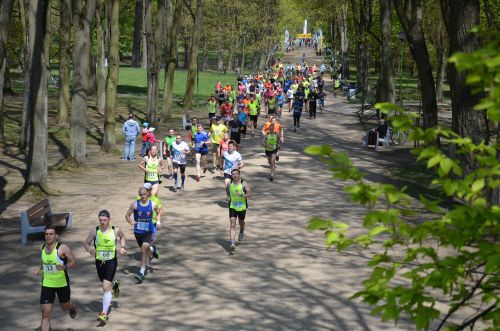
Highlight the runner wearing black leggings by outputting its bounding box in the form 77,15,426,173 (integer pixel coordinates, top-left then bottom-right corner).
292,98,303,132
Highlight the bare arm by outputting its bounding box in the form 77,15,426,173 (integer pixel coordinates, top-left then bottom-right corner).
243,181,253,199
139,156,148,172
125,202,136,227
114,226,127,255
58,244,77,270
83,228,97,257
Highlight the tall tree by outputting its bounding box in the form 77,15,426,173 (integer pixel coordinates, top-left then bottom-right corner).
162,0,182,121
393,0,438,129
131,0,143,67
337,1,350,79
58,0,71,124
145,0,165,123
95,0,106,116
440,0,490,169
351,0,374,100
101,0,120,152
376,0,394,103
0,0,15,142
19,0,30,150
26,0,51,189
183,0,204,109
70,0,97,164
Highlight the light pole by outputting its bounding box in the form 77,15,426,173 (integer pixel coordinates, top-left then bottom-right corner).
398,31,406,107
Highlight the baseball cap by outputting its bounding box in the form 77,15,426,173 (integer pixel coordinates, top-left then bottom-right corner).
143,183,152,190
98,210,111,217
143,122,149,127
149,127,155,132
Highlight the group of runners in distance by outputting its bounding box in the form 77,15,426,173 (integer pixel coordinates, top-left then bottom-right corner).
34,60,328,330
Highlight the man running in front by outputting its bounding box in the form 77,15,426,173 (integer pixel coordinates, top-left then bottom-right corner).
263,123,281,181
83,210,127,323
222,140,244,187
226,168,252,252
125,186,161,283
34,226,77,331
139,145,164,196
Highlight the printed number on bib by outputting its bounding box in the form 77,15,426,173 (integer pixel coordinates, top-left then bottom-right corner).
43,264,57,274
97,251,113,260
146,172,156,180
233,201,244,208
136,221,150,231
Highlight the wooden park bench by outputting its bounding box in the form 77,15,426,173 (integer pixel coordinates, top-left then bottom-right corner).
20,199,72,244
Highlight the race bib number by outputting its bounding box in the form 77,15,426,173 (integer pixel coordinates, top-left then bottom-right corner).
97,251,113,261
43,264,57,274
136,221,150,231
146,172,157,180
195,142,204,148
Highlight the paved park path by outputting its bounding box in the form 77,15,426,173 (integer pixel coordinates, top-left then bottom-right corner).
0,48,422,330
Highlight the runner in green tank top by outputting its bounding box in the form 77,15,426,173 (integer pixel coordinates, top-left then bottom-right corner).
139,145,164,197
84,210,127,323
34,226,77,331
225,169,253,252
163,129,176,179
262,123,281,181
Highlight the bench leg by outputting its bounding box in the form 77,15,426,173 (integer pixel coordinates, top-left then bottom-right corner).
21,211,28,244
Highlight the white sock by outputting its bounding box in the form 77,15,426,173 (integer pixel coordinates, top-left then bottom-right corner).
231,240,235,245
140,267,145,274
102,291,112,314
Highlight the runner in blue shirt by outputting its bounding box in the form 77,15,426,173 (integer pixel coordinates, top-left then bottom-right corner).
192,124,211,182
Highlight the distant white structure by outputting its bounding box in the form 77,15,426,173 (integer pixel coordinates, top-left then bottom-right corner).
285,29,289,48
303,20,307,34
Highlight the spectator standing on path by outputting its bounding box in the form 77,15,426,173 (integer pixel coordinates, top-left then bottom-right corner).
226,168,252,252
34,226,78,331
122,114,141,161
83,210,127,324
140,122,150,157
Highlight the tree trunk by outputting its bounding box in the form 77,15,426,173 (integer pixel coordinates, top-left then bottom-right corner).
376,0,394,103
141,0,147,68
101,0,119,152
183,0,204,110
226,44,233,72
95,0,106,116
217,45,224,72
19,0,31,150
201,43,208,71
393,0,438,129
58,0,71,124
0,0,14,142
70,0,97,164
435,21,446,103
440,0,489,144
258,52,266,71
252,52,258,72
162,0,181,121
131,0,143,67
26,0,51,189
351,0,373,100
338,2,350,79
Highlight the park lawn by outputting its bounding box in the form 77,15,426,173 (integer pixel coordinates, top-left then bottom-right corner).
117,67,237,101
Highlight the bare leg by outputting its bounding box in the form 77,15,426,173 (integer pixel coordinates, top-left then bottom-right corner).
270,153,276,177
229,218,237,243
141,243,151,270
151,183,159,197
40,304,53,331
195,153,202,177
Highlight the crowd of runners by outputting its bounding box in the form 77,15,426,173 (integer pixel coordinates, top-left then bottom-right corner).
33,60,329,330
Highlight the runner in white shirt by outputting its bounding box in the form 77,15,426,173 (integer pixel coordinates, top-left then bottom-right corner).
171,134,190,192
287,88,295,112
222,141,244,186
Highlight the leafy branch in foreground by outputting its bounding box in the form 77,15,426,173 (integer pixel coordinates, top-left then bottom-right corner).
305,33,499,330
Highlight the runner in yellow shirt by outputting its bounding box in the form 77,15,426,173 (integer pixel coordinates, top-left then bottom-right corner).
210,116,228,170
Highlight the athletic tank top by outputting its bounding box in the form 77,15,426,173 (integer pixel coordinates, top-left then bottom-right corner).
249,101,258,115
265,133,278,151
41,242,68,288
134,200,154,234
95,226,117,261
229,181,247,211
145,157,159,182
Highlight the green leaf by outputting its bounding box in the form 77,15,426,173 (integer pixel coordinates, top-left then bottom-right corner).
326,231,340,245
440,158,453,175
471,178,485,192
304,145,332,156
369,225,388,237
427,154,441,168
307,218,331,231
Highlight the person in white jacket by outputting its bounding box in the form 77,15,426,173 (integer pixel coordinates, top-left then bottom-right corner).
122,114,141,161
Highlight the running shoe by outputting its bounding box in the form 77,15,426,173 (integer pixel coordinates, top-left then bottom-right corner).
238,232,244,241
203,167,208,173
196,175,200,182
135,272,145,283
181,185,185,191
97,312,108,322
151,245,159,259
112,280,120,298
276,155,280,161
69,305,77,319
269,176,274,182
229,243,236,252
173,186,177,192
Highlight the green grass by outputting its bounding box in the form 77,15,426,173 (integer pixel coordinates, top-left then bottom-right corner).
117,67,237,101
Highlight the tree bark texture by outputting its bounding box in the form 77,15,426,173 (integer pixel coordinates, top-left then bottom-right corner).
26,0,51,189
58,0,71,124
70,0,97,164
101,0,119,152
131,0,143,67
141,0,147,68
217,45,224,72
95,0,106,116
183,0,204,110
201,43,208,71
337,2,350,79
226,43,233,72
393,0,438,129
376,0,394,103
351,0,373,100
19,0,31,150
441,0,488,143
0,0,14,142
435,21,446,103
162,0,182,121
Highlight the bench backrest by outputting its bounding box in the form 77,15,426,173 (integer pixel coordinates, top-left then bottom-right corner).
27,199,51,223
